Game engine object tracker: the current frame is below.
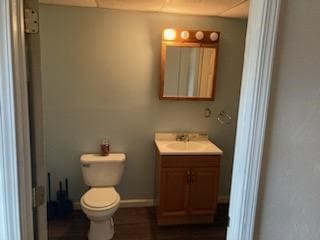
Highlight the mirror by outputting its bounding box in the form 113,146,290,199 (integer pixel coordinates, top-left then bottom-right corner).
160,29,219,100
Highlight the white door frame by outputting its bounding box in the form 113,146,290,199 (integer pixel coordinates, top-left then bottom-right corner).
0,0,35,239
0,0,34,239
0,0,281,239
0,1,22,239
227,0,281,239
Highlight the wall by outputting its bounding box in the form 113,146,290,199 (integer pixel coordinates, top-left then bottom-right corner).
255,0,320,239
39,5,247,201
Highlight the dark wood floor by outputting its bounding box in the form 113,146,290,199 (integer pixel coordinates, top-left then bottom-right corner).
48,205,228,240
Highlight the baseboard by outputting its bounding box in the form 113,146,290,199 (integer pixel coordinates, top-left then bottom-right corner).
72,199,155,210
73,196,229,210
73,202,81,210
119,199,155,208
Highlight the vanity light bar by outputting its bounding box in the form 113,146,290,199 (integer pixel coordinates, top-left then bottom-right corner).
162,29,220,44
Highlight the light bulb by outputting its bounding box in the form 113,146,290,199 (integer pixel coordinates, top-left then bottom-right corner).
210,32,219,41
180,31,190,40
195,31,204,40
163,28,176,41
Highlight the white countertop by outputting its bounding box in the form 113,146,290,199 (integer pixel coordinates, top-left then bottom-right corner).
154,132,223,155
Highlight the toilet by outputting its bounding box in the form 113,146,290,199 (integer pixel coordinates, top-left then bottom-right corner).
80,153,126,240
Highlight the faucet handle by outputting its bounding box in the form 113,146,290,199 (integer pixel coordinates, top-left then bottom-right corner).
176,134,183,141
184,134,190,142
176,133,189,141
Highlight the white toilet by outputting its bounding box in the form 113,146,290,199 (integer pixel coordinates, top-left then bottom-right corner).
80,153,126,240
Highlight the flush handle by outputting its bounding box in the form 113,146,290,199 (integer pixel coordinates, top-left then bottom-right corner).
82,163,90,168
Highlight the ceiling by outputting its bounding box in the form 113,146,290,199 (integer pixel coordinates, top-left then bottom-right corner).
39,0,250,19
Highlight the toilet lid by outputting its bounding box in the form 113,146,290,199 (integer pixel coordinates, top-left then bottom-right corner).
83,188,119,208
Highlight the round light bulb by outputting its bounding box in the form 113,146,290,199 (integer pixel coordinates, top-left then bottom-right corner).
163,28,176,41
195,31,204,40
210,32,219,41
180,31,190,40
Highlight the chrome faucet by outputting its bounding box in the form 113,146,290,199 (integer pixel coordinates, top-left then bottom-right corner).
176,133,189,142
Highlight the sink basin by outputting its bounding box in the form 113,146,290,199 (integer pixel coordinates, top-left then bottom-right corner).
165,141,206,151
154,132,223,155
155,140,223,155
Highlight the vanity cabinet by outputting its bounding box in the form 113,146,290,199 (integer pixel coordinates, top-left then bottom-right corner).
155,151,220,225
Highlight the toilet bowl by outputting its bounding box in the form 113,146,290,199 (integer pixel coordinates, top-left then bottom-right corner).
80,153,126,240
80,187,120,240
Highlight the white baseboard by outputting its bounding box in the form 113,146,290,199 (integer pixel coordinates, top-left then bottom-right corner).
73,196,229,210
119,199,155,208
73,199,155,210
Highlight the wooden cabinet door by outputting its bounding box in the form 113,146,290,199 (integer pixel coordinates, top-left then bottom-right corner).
189,167,219,215
159,168,189,217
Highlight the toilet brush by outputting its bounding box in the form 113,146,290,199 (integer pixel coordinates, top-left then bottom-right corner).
56,181,67,218
47,173,58,220
64,178,73,214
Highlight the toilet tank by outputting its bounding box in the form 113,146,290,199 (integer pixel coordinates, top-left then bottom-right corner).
80,153,126,187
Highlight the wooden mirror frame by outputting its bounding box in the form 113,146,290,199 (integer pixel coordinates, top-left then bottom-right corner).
160,29,220,101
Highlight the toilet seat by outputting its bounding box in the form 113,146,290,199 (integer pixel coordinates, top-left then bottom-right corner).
82,187,120,210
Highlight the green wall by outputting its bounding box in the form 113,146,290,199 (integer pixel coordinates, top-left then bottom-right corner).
39,4,247,201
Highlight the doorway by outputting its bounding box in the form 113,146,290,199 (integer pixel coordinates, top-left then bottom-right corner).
0,0,280,240
39,3,247,239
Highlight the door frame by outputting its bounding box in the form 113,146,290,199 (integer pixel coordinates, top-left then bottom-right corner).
0,0,34,239
0,0,281,240
227,0,281,239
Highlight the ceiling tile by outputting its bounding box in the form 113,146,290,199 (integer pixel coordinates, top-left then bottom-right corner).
161,0,246,16
219,0,249,18
40,0,97,7
96,0,164,12
40,0,249,18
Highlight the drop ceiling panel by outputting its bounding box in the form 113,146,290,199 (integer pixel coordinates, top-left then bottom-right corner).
40,0,97,8
219,0,249,18
161,0,246,16
39,0,249,18
96,0,164,12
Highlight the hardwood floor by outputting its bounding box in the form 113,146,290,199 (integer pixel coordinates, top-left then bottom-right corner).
48,205,228,240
